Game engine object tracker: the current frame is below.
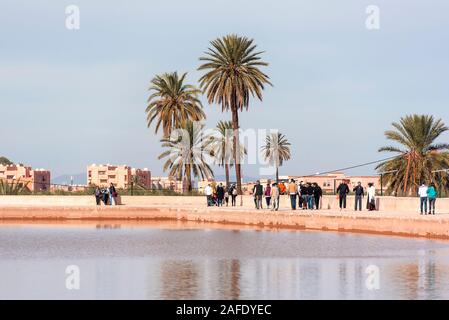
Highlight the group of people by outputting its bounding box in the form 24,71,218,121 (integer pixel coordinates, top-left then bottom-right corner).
203,179,440,214
204,183,239,207
418,182,438,215
251,179,378,212
94,183,118,206
336,181,377,211
252,180,324,211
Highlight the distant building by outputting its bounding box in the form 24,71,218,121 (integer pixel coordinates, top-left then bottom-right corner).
0,164,51,192
87,164,151,189
151,176,193,193
280,172,381,193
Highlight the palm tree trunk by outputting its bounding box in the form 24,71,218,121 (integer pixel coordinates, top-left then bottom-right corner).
225,164,230,188
186,164,192,193
276,165,279,184
403,153,411,196
231,96,242,196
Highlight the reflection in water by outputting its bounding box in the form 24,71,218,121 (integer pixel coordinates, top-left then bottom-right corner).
159,260,199,299
388,251,447,300
1,224,449,299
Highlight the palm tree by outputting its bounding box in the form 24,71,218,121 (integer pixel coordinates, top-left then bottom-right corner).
261,132,291,183
211,120,247,188
158,120,214,192
376,114,449,195
198,34,272,194
146,72,205,137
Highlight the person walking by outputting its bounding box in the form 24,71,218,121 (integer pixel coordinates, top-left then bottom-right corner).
94,186,101,205
336,181,350,211
230,184,238,206
102,187,109,206
224,187,230,207
264,183,272,208
253,180,263,209
297,181,304,209
288,179,298,210
278,182,286,195
204,184,213,206
300,183,308,210
367,183,376,211
216,183,225,207
313,183,323,210
427,183,438,215
353,182,365,211
109,183,117,206
305,183,314,210
418,182,429,215
271,182,280,211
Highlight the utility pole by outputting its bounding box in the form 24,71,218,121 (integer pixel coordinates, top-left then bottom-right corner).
378,170,398,196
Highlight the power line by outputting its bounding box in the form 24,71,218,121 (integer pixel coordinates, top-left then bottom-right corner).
302,155,400,177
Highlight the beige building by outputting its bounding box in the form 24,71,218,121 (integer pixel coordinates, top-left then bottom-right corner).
151,176,191,193
87,164,151,189
0,164,51,192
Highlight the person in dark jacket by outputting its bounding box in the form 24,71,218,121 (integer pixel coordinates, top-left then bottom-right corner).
300,183,308,209
336,181,350,211
216,183,225,206
313,183,323,210
353,182,365,211
101,187,109,205
253,180,263,209
306,183,315,209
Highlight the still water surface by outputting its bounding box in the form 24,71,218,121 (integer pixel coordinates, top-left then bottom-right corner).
1,221,449,299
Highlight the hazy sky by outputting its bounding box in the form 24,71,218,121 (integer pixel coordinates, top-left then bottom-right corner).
1,0,448,179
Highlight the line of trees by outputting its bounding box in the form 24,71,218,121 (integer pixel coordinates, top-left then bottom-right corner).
144,36,449,197
145,34,291,193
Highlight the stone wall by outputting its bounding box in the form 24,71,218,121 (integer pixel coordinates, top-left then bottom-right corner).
0,195,447,213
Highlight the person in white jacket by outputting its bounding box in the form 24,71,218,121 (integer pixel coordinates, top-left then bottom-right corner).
367,183,376,211
418,183,429,215
204,184,213,206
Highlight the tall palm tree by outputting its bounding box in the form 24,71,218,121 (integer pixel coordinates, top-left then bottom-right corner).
158,120,214,192
146,72,205,137
198,34,272,194
211,120,247,188
376,114,449,195
261,132,291,183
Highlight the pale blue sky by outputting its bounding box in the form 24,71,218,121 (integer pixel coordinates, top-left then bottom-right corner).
1,0,448,179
